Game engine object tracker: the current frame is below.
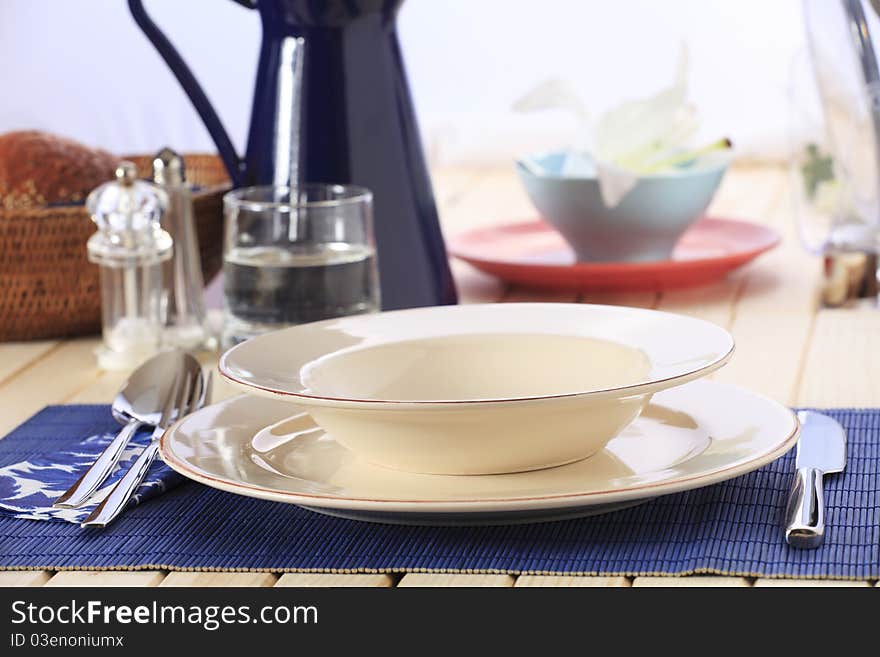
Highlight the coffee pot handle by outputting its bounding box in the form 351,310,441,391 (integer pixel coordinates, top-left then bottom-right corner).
128,0,250,186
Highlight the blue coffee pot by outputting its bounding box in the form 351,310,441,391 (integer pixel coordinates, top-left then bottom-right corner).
128,0,457,309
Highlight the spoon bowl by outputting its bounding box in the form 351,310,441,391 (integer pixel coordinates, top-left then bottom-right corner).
111,350,197,427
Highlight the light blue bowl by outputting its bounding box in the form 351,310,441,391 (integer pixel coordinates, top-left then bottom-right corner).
516,150,729,262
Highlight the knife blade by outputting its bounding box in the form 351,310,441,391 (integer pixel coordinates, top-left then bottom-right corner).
784,411,846,548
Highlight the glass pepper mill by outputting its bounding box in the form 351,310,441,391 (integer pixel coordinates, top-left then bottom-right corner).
86,161,172,370
152,148,213,350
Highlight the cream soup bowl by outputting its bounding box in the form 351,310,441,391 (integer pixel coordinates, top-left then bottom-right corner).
219,303,734,475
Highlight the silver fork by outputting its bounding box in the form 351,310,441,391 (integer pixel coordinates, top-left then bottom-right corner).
81,364,206,528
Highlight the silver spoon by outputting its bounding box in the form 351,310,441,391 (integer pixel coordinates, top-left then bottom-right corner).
54,350,196,508
82,352,205,528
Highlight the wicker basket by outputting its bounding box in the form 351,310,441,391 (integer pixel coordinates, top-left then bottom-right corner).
0,154,229,341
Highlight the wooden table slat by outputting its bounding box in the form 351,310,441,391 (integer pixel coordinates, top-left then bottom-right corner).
752,578,872,587
275,573,394,588
45,571,165,587
515,575,630,588
797,307,880,407
397,574,515,588
160,572,278,587
631,576,751,587
0,570,53,587
580,290,659,309
0,338,103,436
0,341,59,386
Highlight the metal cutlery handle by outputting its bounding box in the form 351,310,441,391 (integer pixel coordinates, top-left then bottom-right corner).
80,441,160,528
784,466,825,548
54,419,145,508
80,357,205,528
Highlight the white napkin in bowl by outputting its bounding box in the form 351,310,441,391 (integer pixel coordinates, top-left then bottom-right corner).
513,46,700,207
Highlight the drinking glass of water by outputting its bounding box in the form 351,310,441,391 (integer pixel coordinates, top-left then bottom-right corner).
221,184,380,347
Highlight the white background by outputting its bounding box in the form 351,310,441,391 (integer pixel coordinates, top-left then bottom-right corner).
0,0,807,164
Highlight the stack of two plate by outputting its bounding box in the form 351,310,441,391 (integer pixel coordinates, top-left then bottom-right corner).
161,304,799,525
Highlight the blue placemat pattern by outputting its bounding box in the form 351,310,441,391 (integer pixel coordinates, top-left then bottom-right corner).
0,404,877,578
0,414,184,523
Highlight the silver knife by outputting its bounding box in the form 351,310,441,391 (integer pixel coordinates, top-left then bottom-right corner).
784,411,846,548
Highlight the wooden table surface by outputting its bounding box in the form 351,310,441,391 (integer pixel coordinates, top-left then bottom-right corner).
1,163,877,588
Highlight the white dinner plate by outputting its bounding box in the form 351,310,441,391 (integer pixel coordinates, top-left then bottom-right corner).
159,380,798,525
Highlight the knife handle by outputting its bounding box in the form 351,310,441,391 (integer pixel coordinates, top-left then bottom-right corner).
80,441,159,528
785,466,825,548
54,419,145,508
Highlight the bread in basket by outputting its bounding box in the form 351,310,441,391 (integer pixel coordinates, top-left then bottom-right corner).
0,131,228,341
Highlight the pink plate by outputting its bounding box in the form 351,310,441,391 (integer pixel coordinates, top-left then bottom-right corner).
448,217,780,291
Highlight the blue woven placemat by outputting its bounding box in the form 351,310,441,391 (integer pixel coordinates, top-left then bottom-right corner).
0,405,877,579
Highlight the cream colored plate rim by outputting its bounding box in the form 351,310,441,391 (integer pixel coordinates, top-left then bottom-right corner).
218,303,735,408
160,381,798,514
